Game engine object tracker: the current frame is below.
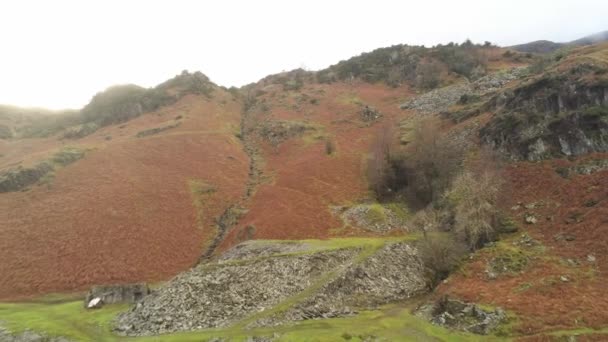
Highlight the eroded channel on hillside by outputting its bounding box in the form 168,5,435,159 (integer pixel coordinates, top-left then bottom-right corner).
200,95,265,260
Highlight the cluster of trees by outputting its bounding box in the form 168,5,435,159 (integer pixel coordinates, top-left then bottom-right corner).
317,40,494,88
82,71,214,127
10,71,215,139
367,119,504,287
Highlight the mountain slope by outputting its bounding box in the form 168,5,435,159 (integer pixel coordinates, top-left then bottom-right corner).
510,30,608,53
0,90,249,300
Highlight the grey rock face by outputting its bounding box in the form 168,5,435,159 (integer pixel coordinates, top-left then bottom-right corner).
480,69,608,161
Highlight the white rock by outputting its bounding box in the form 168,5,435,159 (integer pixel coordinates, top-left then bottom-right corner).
87,297,103,309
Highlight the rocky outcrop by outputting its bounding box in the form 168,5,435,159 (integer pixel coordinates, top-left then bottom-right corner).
258,120,316,146
0,162,53,193
400,82,471,114
0,148,87,193
400,67,525,115
135,122,181,138
416,297,506,335
360,105,382,122
334,204,408,233
481,62,608,160
85,284,150,308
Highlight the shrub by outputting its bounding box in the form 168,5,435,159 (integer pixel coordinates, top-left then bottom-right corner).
448,170,502,250
366,124,407,200
419,233,467,287
325,139,335,155
62,122,100,139
367,119,463,206
415,61,442,89
403,119,464,207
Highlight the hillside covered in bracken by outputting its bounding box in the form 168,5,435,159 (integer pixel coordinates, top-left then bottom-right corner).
1,35,607,341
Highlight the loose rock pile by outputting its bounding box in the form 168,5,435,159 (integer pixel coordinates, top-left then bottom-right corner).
400,68,526,115
336,204,408,233
251,242,427,327
400,82,471,114
217,240,317,263
416,297,506,335
115,240,429,336
0,325,70,342
258,120,316,146
360,105,382,122
114,247,359,336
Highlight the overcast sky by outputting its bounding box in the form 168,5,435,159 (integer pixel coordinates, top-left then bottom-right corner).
1,0,607,109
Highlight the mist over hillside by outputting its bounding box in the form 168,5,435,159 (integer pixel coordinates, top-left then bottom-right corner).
1,26,608,342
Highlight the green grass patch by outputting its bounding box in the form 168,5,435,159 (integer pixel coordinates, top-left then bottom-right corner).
365,204,387,225
384,202,411,221
0,301,128,342
0,299,504,342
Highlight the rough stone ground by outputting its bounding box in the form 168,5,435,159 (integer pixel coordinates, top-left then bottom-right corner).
415,297,506,335
0,325,70,342
115,240,427,336
217,240,317,262
250,242,427,327
115,246,360,336
335,204,408,233
400,67,526,115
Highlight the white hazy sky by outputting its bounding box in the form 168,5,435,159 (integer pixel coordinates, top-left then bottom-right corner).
1,0,607,109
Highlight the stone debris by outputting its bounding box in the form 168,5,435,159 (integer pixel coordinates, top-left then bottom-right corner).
0,325,71,342
85,283,149,308
217,240,316,263
336,204,408,233
400,82,471,114
400,67,526,114
415,297,506,335
360,105,382,122
115,241,428,336
250,243,426,327
115,247,360,336
524,214,538,224
258,120,315,146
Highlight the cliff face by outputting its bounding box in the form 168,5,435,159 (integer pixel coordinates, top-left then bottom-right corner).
481,58,608,160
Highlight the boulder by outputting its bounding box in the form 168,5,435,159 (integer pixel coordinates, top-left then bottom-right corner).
84,284,149,308
86,297,104,309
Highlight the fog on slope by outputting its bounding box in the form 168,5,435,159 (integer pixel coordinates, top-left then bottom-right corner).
0,0,607,109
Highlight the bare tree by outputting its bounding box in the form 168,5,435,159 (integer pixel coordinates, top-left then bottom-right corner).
367,123,396,199
405,119,463,206
448,169,502,250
